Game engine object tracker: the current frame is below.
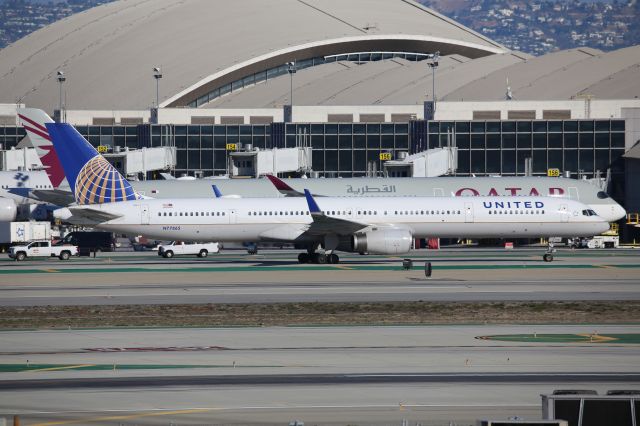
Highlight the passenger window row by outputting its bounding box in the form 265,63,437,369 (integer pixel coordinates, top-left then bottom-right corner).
158,211,226,217
249,211,309,216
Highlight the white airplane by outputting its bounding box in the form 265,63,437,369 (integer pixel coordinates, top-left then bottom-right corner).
17,109,627,223
0,109,69,221
48,119,609,263
0,170,59,221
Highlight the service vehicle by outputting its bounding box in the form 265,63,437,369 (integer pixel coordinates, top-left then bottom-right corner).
157,241,220,258
9,240,78,261
0,221,51,251
60,231,114,255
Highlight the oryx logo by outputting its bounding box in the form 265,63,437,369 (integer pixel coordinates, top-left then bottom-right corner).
75,155,140,205
13,172,29,187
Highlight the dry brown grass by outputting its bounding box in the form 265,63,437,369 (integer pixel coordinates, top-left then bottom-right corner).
1,301,638,329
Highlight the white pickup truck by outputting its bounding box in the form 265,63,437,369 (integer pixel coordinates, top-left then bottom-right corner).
157,241,220,258
9,240,78,261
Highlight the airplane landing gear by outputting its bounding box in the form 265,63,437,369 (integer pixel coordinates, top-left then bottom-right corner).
298,251,339,264
543,241,556,262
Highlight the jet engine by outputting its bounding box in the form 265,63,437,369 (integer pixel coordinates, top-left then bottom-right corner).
350,229,413,255
0,198,18,222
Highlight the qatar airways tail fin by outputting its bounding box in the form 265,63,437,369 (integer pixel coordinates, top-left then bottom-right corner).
17,108,67,189
44,120,142,205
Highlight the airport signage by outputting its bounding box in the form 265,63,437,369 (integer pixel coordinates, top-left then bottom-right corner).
226,143,238,151
97,145,109,153
379,152,392,161
547,168,561,177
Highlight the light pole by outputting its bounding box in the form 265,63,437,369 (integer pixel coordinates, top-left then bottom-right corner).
56,71,65,122
427,51,439,116
287,61,296,106
153,67,162,108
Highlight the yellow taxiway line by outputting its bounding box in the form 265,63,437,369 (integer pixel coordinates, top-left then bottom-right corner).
31,408,214,426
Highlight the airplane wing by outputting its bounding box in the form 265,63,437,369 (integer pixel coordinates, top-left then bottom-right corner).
302,189,368,236
67,206,123,222
30,189,75,206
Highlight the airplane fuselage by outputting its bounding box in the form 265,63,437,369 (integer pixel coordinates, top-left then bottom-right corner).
67,196,609,243
131,177,626,222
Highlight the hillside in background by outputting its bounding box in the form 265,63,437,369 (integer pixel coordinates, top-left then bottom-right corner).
0,0,638,55
0,0,113,48
419,0,639,55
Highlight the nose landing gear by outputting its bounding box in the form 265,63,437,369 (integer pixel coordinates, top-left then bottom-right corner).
543,241,556,262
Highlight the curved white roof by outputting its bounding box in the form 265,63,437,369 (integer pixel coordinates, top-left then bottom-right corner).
442,46,640,101
204,52,530,107
0,0,506,110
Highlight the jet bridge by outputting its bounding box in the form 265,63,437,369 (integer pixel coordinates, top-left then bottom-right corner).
103,146,176,177
0,147,43,171
229,146,312,178
383,147,458,177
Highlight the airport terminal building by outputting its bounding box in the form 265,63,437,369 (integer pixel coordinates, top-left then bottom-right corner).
0,0,639,238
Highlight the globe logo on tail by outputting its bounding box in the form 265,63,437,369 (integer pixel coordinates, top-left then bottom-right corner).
74,155,140,205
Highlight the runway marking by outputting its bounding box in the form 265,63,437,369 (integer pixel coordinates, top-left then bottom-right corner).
0,363,286,372
477,334,640,344
20,403,543,423
28,364,94,372
577,333,617,343
2,263,640,275
31,408,214,426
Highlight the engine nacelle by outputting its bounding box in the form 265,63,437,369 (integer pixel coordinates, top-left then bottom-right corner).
350,229,413,255
0,198,18,222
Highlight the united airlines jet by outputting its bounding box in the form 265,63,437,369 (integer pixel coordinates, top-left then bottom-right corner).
17,109,626,223
47,119,609,263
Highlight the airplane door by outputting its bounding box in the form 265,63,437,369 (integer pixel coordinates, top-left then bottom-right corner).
464,202,474,223
568,187,578,200
433,188,444,196
227,209,237,224
560,204,569,222
141,204,150,225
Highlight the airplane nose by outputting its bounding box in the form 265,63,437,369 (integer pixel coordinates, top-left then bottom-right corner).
596,221,611,235
613,203,627,221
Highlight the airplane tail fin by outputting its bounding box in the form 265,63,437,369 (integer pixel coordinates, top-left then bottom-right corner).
44,121,142,205
17,108,67,188
265,175,304,197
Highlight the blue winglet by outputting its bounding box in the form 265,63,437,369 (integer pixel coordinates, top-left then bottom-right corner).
212,185,222,198
304,189,322,214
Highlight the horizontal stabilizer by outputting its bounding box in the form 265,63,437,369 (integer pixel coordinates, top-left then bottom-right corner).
67,206,123,222
30,189,75,206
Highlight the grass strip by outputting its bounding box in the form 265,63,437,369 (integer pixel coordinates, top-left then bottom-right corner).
1,301,639,329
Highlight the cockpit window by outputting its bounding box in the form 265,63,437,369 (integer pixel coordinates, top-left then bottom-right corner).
582,209,598,216
597,191,609,199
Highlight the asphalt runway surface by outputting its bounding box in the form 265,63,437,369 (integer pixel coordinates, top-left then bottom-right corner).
0,324,638,425
1,249,639,424
0,248,638,306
